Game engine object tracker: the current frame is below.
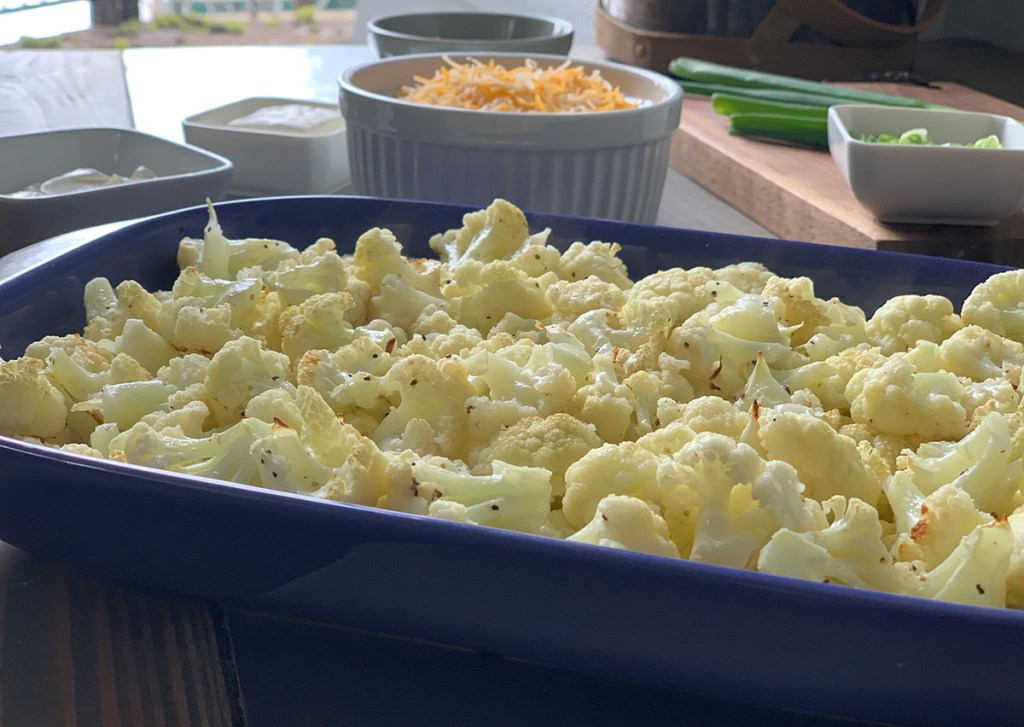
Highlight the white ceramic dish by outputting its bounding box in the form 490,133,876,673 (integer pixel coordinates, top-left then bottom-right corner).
337,52,683,224
183,97,350,197
0,127,231,255
367,11,573,57
827,104,1024,226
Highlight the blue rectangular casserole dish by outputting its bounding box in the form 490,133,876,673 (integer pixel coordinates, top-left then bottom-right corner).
0,196,1020,726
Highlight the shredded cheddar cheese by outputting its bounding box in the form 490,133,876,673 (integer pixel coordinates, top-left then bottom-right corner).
399,57,638,113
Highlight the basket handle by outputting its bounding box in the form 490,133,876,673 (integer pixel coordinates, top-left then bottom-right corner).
766,0,949,47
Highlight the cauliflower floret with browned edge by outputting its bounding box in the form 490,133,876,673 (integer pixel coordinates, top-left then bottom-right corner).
24,334,114,382
845,354,967,441
545,276,628,324
757,408,885,506
405,310,485,359
666,291,796,401
157,297,239,355
568,297,674,356
295,338,397,433
182,200,301,280
761,275,832,347
627,266,719,328
26,336,151,441
961,269,1024,342
82,277,163,342
429,198,533,267
1007,509,1024,608
711,261,775,294
894,411,1022,517
572,350,635,443
562,440,663,528
736,351,792,412
469,413,601,497
278,291,362,363
797,298,870,363
509,243,561,278
0,357,68,438
558,240,631,290
371,354,475,460
778,346,885,413
352,226,443,297
865,294,963,356
938,325,1024,384
886,476,994,570
204,336,293,427
963,377,1020,428
567,495,680,558
444,259,551,335
758,497,915,595
260,238,358,312
258,386,389,507
658,395,750,440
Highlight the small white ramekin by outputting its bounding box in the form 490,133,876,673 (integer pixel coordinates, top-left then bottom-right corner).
183,97,350,197
338,53,683,223
828,104,1024,227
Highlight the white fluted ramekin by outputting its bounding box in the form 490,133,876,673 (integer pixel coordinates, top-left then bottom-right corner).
338,53,683,223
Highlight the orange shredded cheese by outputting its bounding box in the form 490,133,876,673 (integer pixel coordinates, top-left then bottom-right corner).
399,57,639,113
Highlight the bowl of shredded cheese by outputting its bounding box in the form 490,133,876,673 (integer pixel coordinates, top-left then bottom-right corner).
367,11,574,58
338,52,683,224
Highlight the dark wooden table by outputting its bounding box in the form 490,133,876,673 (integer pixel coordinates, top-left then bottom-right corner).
0,550,237,726
4,549,900,727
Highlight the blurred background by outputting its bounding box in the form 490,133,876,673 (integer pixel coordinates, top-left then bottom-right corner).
2,0,1022,52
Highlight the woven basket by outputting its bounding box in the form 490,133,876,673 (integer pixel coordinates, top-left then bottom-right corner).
595,0,949,80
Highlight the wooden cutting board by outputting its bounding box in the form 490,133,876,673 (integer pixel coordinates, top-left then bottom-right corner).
669,82,1024,264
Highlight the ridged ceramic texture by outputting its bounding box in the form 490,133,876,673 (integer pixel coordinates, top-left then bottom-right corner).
339,52,683,224
347,124,671,223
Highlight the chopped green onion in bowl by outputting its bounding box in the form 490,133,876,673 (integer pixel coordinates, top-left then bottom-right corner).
857,127,1003,148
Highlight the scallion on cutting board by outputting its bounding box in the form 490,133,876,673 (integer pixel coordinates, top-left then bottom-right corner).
680,81,839,108
668,57,948,148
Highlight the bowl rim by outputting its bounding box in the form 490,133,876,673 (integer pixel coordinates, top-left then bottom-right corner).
338,51,682,121
366,10,574,45
182,96,347,139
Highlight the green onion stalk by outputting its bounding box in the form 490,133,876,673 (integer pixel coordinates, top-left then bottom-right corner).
668,57,948,148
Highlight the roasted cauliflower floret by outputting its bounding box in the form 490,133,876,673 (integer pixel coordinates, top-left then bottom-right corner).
866,294,963,356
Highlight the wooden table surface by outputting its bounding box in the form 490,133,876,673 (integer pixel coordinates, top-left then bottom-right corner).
0,41,1021,726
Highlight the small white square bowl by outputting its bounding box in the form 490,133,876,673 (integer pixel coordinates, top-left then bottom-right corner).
182,97,350,197
0,127,232,255
827,104,1024,226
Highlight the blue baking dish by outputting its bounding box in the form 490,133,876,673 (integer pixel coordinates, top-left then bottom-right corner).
0,196,1020,726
